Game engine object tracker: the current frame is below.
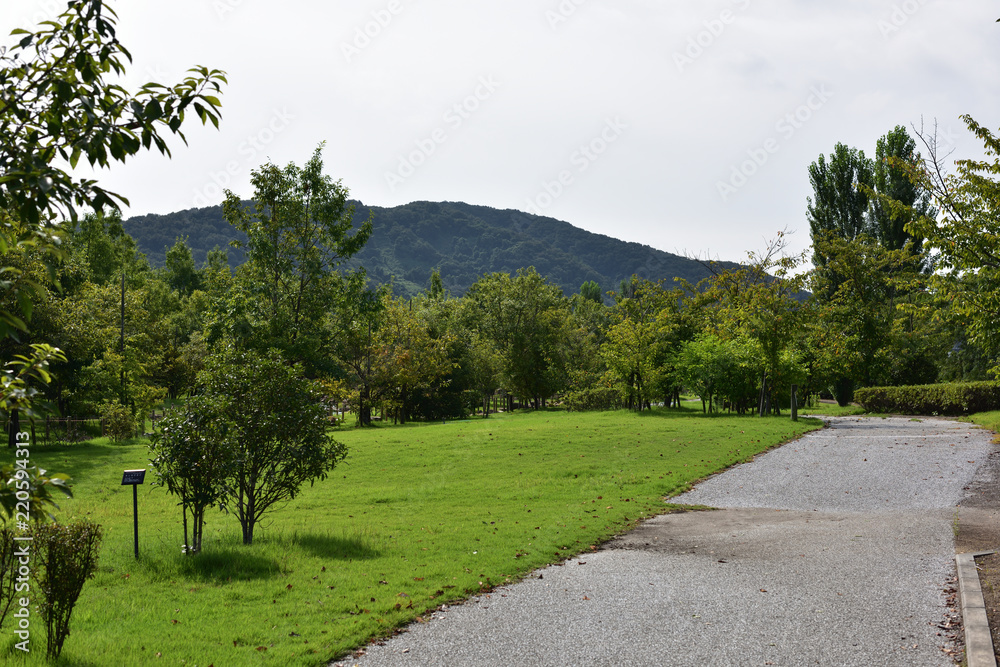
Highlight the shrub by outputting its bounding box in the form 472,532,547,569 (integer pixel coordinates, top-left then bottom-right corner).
853,381,1000,415
99,400,134,442
32,520,103,659
564,386,622,412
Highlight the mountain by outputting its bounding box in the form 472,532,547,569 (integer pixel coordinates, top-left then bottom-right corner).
123,201,736,299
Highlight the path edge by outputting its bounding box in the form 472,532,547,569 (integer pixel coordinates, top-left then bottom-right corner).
956,551,998,667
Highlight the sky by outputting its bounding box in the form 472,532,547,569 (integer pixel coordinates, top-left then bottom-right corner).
3,0,998,265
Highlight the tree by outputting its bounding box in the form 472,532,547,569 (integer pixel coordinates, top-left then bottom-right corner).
463,268,571,409
222,144,372,372
0,0,226,227
869,126,935,254
580,280,603,303
199,349,346,545
0,0,224,441
898,116,1000,374
807,143,874,268
705,233,808,416
367,295,454,424
30,520,102,660
808,233,939,400
148,395,234,554
601,277,679,411
164,237,200,295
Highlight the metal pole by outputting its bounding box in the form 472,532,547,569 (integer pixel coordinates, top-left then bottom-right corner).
133,483,139,559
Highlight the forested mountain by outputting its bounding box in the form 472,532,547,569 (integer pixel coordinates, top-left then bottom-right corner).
124,201,735,298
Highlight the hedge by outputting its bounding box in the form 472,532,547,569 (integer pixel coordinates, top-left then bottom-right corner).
853,381,1000,415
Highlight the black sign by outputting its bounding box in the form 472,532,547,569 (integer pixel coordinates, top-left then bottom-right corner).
121,469,146,485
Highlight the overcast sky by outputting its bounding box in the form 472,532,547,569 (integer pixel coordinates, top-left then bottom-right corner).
4,0,998,264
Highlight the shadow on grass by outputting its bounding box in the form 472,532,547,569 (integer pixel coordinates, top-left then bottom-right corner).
176,546,282,582
634,406,727,419
285,533,381,560
18,441,139,482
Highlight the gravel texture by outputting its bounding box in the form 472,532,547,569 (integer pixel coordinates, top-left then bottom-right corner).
337,416,996,667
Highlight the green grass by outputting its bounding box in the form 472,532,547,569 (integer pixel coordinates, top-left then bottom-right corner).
963,410,1000,440
1,408,823,666
797,402,866,417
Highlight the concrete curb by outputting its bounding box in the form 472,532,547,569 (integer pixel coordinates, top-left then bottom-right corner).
956,551,998,667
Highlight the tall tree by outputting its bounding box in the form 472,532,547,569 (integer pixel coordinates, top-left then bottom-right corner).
222,145,372,372
869,126,935,254
807,143,874,264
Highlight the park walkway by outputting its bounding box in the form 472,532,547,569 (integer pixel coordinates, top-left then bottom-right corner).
338,417,995,666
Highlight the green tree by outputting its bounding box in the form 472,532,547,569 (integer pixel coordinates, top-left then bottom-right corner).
164,236,200,295
809,233,940,400
580,280,603,303
200,349,347,545
148,395,234,554
0,0,226,227
869,126,935,254
706,234,808,416
368,295,454,424
463,268,571,409
31,520,102,659
807,143,874,265
897,115,1000,374
222,144,372,372
601,277,679,411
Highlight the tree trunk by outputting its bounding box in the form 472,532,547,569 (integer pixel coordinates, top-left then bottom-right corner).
182,505,189,555
7,410,19,449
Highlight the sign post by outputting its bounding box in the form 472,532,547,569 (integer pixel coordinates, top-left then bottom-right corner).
121,469,146,559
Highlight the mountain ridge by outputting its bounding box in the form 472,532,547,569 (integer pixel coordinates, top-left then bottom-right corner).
123,201,737,299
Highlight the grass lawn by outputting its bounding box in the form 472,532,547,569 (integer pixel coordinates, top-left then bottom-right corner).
1,407,823,666
964,410,1000,440
797,401,866,417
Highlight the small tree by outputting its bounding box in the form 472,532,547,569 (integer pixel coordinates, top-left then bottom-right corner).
148,396,234,554
202,350,347,545
31,520,102,660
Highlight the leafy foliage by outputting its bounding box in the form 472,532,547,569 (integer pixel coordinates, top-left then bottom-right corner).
0,464,72,524
148,395,234,554
31,519,103,659
198,349,347,545
854,381,1000,415
0,0,226,226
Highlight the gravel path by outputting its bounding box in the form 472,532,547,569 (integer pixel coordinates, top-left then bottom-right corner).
337,416,996,667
